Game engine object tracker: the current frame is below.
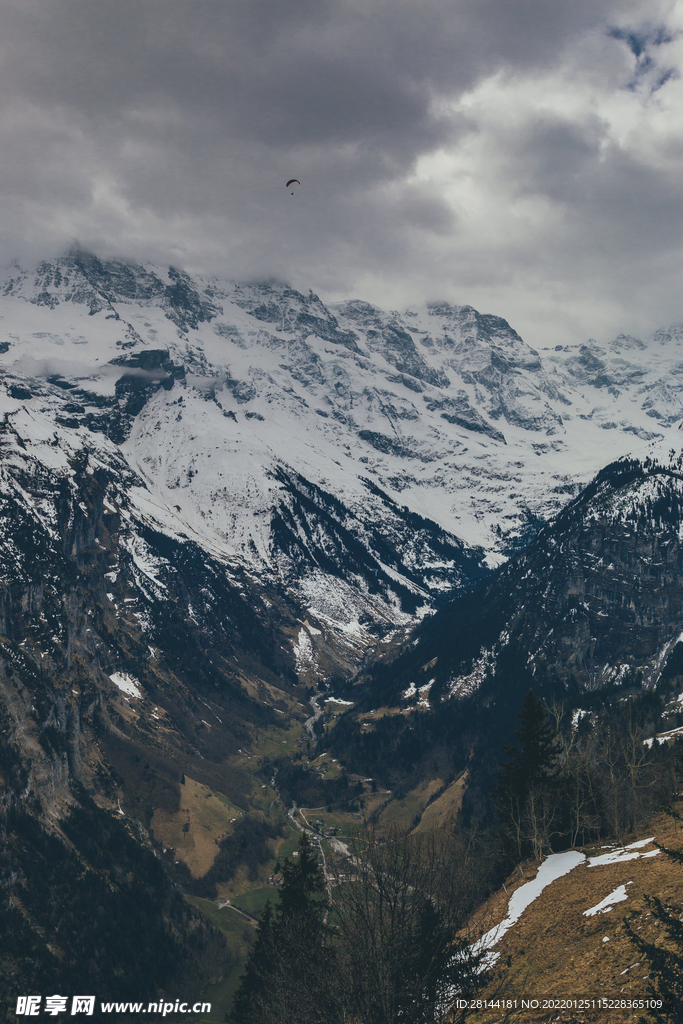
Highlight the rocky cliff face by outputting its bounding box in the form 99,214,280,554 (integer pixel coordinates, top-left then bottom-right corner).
361,454,683,713
0,415,307,804
0,440,278,1005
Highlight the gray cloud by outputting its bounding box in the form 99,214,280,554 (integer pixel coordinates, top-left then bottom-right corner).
0,0,681,347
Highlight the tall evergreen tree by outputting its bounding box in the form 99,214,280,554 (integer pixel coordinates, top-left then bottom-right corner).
494,690,561,860
229,832,341,1024
229,827,489,1024
500,690,561,795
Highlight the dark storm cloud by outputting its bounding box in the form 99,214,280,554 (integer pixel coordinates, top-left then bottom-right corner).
1,1,637,143
0,0,681,346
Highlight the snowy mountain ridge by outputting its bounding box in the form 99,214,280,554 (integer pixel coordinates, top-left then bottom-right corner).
1,250,683,654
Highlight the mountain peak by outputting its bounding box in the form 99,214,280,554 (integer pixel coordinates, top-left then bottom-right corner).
0,252,682,643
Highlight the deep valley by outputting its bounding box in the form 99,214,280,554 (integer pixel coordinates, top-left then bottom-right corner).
2,252,683,1022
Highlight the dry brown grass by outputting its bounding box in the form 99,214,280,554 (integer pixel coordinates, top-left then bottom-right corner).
413,771,468,832
150,775,242,877
455,808,683,1023
378,776,445,828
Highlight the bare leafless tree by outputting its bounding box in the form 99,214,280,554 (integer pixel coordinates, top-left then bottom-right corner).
523,783,563,862
328,827,489,1024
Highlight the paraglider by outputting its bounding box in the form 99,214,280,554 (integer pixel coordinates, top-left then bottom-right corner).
286,179,300,194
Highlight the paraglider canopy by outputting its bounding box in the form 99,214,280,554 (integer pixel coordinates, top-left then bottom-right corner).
286,178,301,194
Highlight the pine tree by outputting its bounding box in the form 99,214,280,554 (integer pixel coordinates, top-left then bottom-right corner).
228,899,275,1023
277,831,326,917
502,690,561,794
228,832,341,1024
494,690,562,860
625,843,683,1023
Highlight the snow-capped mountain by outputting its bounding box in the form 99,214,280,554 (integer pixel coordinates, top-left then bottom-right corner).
319,452,683,819
361,452,683,710
4,251,683,1008
1,250,683,656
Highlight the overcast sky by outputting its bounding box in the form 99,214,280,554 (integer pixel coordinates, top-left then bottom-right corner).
2,0,683,347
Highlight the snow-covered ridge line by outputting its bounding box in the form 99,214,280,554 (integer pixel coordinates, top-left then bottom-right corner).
2,252,683,645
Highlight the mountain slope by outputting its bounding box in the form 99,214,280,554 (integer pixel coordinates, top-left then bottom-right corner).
2,250,683,651
353,451,683,706
320,452,683,821
0,390,317,1013
462,813,683,1024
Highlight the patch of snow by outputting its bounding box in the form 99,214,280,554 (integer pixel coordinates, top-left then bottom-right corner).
417,679,434,708
663,693,683,717
625,837,658,849
474,851,585,958
121,533,169,594
583,883,632,917
572,709,590,729
325,697,354,705
588,837,660,866
292,627,318,674
110,672,142,699
447,647,492,699
644,724,683,748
